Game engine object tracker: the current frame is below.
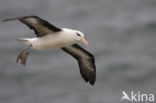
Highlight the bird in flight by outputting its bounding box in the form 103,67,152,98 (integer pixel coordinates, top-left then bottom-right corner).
3,15,96,85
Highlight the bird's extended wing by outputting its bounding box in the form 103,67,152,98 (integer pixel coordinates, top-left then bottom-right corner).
3,15,61,37
61,44,96,85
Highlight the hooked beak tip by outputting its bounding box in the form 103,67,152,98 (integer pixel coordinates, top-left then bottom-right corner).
81,37,89,46
85,41,89,46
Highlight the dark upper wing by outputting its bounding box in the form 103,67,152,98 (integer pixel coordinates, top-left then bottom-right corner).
61,44,96,85
3,15,61,37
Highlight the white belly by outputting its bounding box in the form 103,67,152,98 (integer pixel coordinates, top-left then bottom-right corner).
29,34,78,50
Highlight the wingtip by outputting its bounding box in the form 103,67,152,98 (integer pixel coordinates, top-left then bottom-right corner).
2,17,19,22
90,82,95,85
81,69,96,85
89,70,96,85
2,15,38,22
2,19,10,22
83,78,95,85
90,77,96,85
83,74,96,85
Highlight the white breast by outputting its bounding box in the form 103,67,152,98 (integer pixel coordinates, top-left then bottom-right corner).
29,30,79,50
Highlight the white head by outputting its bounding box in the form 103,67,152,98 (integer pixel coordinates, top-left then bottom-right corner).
74,31,88,46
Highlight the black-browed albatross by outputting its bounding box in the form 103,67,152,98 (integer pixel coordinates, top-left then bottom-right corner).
3,15,96,85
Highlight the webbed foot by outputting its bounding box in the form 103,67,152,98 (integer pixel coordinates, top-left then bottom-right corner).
16,52,29,65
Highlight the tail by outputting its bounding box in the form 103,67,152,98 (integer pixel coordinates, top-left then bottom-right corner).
16,38,31,46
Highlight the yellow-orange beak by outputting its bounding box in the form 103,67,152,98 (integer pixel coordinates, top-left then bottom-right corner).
81,37,88,46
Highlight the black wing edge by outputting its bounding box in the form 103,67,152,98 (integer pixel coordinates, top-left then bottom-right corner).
61,44,96,85
3,15,62,36
3,15,36,22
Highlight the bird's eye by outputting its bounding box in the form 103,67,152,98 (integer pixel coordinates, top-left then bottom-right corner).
77,33,81,36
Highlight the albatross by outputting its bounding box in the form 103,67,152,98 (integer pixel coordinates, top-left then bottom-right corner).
3,15,96,85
